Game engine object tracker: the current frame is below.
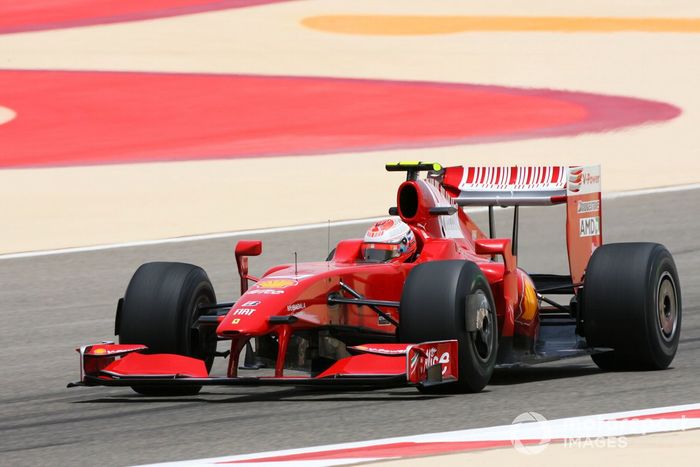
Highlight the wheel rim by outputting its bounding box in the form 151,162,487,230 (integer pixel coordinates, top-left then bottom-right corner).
467,291,494,362
657,272,678,342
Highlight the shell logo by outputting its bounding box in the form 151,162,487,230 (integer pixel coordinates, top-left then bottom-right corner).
521,280,539,321
256,279,297,289
568,167,583,193
93,347,107,355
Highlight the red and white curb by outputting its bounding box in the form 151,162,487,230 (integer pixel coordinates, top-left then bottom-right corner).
143,402,700,466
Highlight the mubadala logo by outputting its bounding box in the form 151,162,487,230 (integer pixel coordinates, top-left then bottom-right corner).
579,216,600,237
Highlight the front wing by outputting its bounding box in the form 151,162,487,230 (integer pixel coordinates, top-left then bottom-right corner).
69,340,458,390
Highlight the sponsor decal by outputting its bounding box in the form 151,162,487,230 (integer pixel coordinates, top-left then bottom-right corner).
354,345,406,355
409,353,420,373
568,167,583,193
579,216,600,237
256,279,297,289
583,172,601,185
425,347,451,374
241,300,261,307
287,302,306,312
577,199,600,214
413,347,451,376
233,308,255,316
266,274,314,280
568,166,601,195
365,219,395,239
521,280,538,321
246,289,284,295
378,315,391,326
232,318,241,324
88,346,145,356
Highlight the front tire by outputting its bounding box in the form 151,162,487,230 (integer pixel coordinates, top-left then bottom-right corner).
118,262,218,396
399,260,498,393
583,243,681,370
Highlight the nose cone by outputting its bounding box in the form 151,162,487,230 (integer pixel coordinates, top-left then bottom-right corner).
216,277,301,337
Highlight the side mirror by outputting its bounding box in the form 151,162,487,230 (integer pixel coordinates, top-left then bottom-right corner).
235,240,262,257
235,240,262,294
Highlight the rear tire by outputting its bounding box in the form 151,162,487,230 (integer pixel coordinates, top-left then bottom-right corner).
589,351,620,371
583,243,681,370
399,260,498,393
119,262,218,396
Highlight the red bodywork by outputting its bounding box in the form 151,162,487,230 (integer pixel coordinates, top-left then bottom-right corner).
74,163,602,390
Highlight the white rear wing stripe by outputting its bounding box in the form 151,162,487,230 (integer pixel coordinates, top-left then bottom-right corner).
442,165,600,206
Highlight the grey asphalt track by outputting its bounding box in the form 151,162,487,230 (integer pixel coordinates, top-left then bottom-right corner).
1,188,699,466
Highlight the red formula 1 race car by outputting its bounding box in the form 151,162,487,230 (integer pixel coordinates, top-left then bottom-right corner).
70,162,682,395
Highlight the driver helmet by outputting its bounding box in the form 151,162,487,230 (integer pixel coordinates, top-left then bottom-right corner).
361,217,417,263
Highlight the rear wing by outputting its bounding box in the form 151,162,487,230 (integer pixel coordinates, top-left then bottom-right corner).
439,165,602,283
443,166,573,206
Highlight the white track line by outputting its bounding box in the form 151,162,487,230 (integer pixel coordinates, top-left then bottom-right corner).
2,183,698,260
604,182,700,199
142,402,700,466
0,216,388,260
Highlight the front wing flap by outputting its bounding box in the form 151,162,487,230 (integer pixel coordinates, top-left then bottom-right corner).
71,340,458,389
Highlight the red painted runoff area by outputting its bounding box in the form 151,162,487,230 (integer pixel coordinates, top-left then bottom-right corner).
0,70,679,168
612,408,700,421
224,440,545,462
0,0,287,34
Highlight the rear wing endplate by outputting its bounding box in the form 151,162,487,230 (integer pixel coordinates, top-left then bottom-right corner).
440,165,602,284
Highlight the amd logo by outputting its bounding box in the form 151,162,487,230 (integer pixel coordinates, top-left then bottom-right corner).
579,217,600,237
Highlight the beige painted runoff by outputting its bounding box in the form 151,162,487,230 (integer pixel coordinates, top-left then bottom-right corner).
1,0,699,253
363,428,700,467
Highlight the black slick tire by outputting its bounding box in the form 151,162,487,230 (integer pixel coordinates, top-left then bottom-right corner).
583,243,681,370
399,260,498,393
118,262,217,396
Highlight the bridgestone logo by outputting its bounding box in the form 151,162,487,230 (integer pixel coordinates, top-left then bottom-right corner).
577,200,600,214
579,217,600,237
